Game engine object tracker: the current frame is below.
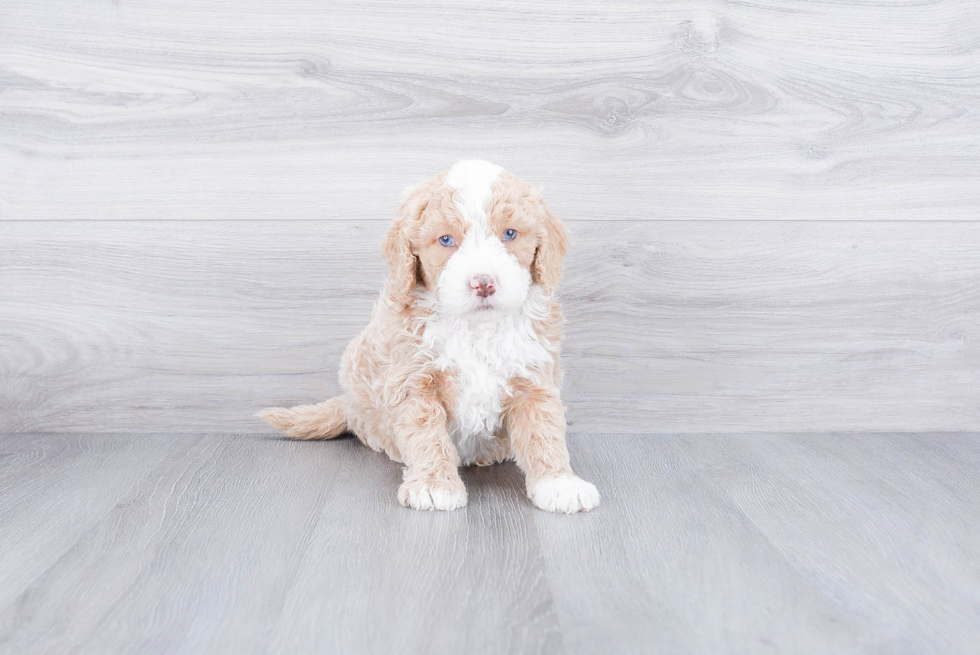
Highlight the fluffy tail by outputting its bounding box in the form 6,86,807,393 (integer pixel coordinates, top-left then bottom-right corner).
257,395,348,440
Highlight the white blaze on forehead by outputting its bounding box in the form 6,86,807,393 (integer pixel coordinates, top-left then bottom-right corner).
444,160,504,231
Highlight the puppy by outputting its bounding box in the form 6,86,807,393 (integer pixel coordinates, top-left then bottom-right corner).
260,160,599,513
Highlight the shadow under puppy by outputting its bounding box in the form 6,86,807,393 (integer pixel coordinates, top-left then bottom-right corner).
260,160,600,513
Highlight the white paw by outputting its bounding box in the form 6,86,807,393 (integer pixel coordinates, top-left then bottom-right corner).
529,475,600,514
398,479,468,511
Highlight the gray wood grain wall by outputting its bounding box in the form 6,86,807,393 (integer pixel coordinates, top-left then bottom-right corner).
1,0,979,432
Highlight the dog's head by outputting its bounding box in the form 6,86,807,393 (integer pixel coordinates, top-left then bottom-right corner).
382,160,568,321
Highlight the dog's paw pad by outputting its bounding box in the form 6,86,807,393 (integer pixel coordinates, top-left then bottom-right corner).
398,479,468,511
530,476,600,514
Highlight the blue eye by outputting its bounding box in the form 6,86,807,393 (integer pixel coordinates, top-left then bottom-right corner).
502,229,517,241
438,235,456,247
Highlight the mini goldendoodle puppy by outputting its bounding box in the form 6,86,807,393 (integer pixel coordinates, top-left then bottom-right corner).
260,160,600,513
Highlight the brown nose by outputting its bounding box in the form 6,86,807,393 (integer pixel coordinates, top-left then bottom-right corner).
470,274,496,298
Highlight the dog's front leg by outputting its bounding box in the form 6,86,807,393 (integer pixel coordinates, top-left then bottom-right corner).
504,380,600,514
392,396,467,511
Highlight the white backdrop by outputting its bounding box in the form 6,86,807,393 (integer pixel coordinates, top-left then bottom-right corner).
2,0,979,432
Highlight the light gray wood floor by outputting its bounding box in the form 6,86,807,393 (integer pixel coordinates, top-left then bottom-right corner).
2,432,978,654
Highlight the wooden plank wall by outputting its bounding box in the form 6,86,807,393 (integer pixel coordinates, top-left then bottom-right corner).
1,0,979,432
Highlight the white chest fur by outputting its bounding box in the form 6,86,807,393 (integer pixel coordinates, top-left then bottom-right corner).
420,303,553,463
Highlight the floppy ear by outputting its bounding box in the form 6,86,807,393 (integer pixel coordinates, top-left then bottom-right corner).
532,200,569,294
382,179,434,306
